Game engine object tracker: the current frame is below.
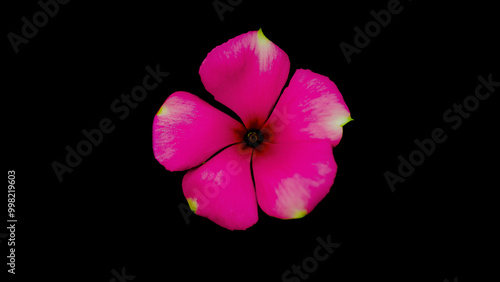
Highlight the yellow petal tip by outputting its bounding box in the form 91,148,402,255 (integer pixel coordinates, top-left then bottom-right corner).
292,209,308,219
156,106,167,116
187,198,198,213
257,28,270,45
339,116,353,127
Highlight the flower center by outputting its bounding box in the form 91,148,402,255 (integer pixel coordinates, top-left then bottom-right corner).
244,129,264,148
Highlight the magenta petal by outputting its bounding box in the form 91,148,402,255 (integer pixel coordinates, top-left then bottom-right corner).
153,91,244,171
182,144,257,230
253,141,337,219
199,30,290,128
263,69,351,147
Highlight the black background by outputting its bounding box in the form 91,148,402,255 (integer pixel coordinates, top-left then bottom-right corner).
4,0,498,281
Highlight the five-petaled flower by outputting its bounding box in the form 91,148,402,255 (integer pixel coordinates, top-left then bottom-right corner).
153,29,352,230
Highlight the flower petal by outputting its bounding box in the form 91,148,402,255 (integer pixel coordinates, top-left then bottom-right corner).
182,144,257,230
253,141,337,219
262,69,351,147
153,91,244,171
199,29,290,129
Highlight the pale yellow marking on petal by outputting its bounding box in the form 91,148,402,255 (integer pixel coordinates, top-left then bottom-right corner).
292,209,308,219
156,105,169,116
275,174,324,218
154,96,197,161
338,116,353,127
256,28,276,72
187,198,198,213
257,28,270,46
300,92,350,142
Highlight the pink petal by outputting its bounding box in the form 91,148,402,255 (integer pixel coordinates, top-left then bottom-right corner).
199,29,290,129
153,91,244,171
262,69,352,147
182,144,257,230
253,141,337,219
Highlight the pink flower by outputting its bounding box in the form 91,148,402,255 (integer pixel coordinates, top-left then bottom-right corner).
153,29,352,230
